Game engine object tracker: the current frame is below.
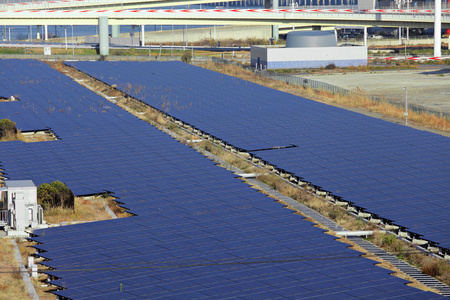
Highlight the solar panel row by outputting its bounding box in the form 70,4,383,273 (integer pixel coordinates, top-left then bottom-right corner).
66,61,450,250
0,60,443,299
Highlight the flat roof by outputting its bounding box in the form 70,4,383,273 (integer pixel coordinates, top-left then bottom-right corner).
5,180,36,188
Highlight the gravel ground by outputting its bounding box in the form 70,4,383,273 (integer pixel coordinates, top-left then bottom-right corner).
299,67,450,115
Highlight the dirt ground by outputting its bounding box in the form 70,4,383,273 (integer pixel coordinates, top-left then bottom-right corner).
299,66,450,115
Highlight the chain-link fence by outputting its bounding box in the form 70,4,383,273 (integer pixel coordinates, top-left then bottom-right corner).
212,57,449,119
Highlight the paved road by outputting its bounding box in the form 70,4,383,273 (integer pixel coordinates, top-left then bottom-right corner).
299,67,450,115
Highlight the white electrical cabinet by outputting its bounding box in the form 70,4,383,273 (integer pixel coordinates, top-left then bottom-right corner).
0,180,44,236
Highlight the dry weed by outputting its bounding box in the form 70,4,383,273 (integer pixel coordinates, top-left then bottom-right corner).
0,239,29,299
44,196,115,224
369,232,450,286
336,236,440,294
0,130,25,142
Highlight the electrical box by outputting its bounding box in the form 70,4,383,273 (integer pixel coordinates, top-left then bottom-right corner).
0,180,45,236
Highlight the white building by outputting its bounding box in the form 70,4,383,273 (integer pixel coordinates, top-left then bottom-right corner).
0,180,44,236
251,30,368,69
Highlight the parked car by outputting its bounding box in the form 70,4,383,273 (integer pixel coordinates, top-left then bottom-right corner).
368,34,383,40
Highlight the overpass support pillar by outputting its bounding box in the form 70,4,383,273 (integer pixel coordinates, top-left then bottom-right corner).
364,26,367,46
434,0,441,57
140,25,145,46
44,25,48,41
111,25,120,38
36,26,41,40
272,0,279,41
99,16,109,56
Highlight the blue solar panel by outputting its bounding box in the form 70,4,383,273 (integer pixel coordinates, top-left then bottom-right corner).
0,60,443,299
66,60,450,250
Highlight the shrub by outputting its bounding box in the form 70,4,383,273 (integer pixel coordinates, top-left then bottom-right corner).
325,63,336,70
421,256,449,277
181,51,192,63
0,118,18,140
37,181,74,209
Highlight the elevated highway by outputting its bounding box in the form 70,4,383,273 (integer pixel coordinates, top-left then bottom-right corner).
0,0,236,11
0,8,449,27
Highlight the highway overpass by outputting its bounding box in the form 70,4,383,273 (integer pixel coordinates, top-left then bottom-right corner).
0,0,237,11
0,8,449,28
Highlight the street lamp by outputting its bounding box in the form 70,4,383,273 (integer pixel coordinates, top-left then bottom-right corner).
71,25,74,55
402,37,407,60
403,87,408,125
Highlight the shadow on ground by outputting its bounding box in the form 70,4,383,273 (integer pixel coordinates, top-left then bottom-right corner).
420,68,450,75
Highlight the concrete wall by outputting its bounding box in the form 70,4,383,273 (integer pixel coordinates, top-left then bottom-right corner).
145,25,271,44
85,36,140,46
80,25,271,45
251,45,368,69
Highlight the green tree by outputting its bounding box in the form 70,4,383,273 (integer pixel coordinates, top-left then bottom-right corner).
37,183,59,209
51,180,74,208
37,181,74,209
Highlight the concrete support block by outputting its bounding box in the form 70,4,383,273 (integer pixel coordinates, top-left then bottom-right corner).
412,238,428,245
385,224,399,230
27,256,34,269
347,206,357,213
31,265,38,278
358,212,371,218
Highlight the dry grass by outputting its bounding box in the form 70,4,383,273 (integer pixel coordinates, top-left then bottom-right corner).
106,198,132,219
200,62,450,133
336,236,441,293
14,239,57,300
43,195,128,224
257,173,372,231
369,232,450,286
198,141,260,174
31,273,57,300
0,130,25,142
0,129,57,143
0,239,29,299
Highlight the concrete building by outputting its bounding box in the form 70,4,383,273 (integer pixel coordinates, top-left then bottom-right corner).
251,30,368,69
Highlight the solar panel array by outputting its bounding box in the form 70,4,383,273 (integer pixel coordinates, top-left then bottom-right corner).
66,61,450,250
0,59,442,299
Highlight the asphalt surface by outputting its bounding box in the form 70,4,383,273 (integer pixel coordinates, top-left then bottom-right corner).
299,66,450,115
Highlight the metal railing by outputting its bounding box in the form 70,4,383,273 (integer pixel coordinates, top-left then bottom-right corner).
0,53,184,61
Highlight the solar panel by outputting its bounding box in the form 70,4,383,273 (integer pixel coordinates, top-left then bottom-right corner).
66,60,450,250
0,60,443,299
